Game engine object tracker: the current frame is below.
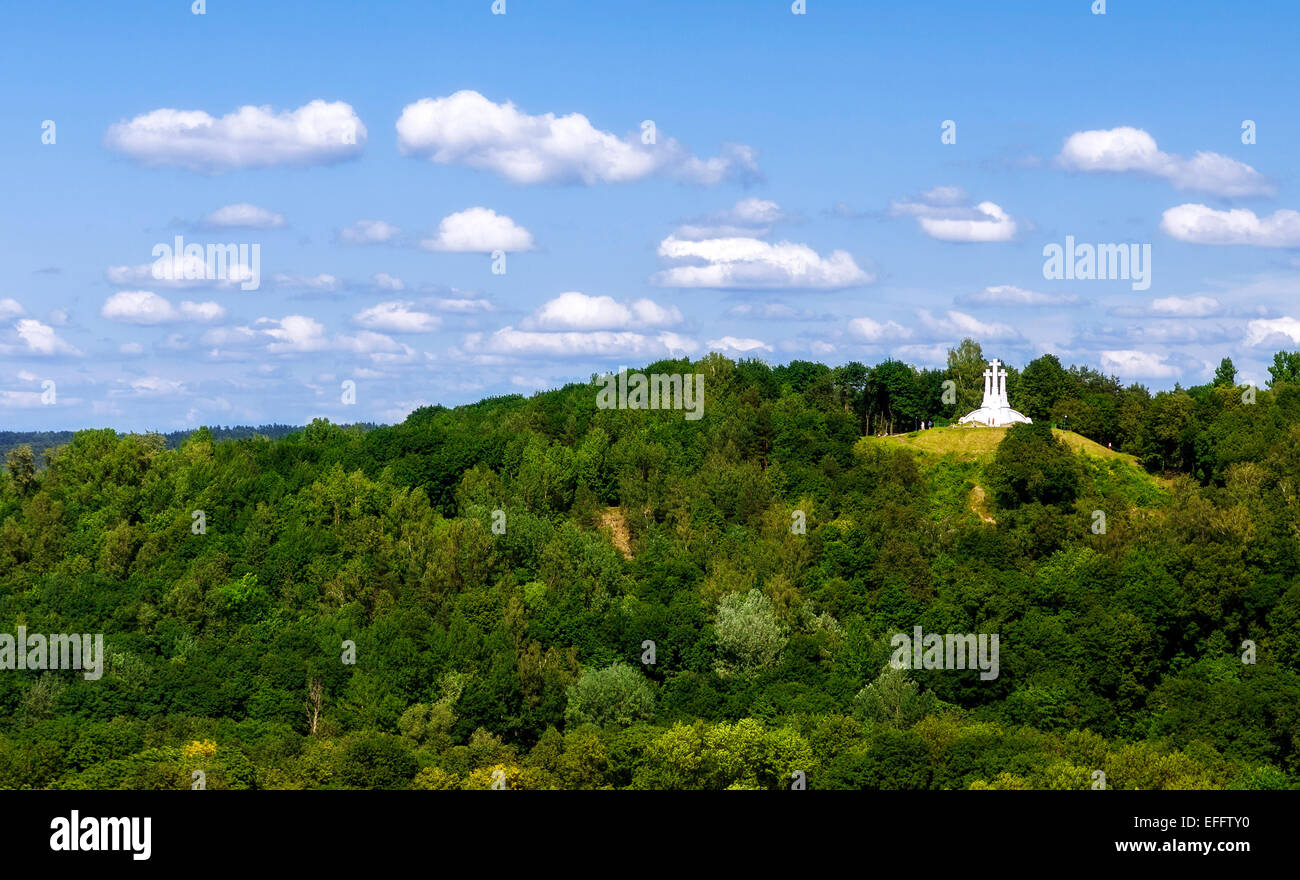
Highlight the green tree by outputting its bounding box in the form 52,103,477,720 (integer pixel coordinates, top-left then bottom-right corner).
714,589,789,676
5,444,36,495
1268,351,1300,387
945,338,986,417
1213,357,1238,387
1017,354,1074,422
563,662,654,727
985,422,1082,508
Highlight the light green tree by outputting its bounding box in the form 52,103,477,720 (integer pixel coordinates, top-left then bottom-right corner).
563,662,654,727
714,589,789,676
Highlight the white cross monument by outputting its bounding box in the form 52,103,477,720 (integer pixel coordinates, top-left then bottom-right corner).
957,358,1032,427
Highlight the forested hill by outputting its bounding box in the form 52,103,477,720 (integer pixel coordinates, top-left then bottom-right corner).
1,346,1298,789
0,424,377,467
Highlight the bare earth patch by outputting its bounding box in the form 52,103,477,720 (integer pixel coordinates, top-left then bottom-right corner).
969,485,997,524
600,507,634,559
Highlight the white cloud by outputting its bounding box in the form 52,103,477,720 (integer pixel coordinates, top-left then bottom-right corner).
200,203,285,229
918,309,1019,340
107,254,255,289
395,90,757,185
893,343,951,365
101,291,225,324
120,342,145,355
0,391,47,408
11,319,79,356
1160,204,1300,247
674,197,785,239
465,328,698,358
1057,127,1273,197
104,100,366,172
256,315,329,353
1149,296,1220,317
891,189,1017,242
420,207,535,253
336,331,416,362
706,336,772,354
524,292,682,331
848,316,911,342
130,377,186,395
1100,349,1179,379
372,273,405,291
727,303,823,321
339,219,401,245
0,299,24,320
431,296,494,313
201,316,420,363
353,301,441,333
272,273,342,291
1245,316,1300,346
654,235,871,289
959,285,1080,307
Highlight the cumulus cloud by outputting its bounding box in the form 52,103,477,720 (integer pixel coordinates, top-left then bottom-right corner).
272,273,342,292
255,315,330,353
1160,204,1300,246
1057,127,1273,197
727,303,824,321
199,316,418,364
890,188,1017,242
1100,349,1179,379
395,90,758,185
464,327,697,358
431,296,494,313
353,301,441,333
918,309,1019,340
420,207,535,252
107,254,255,289
101,291,225,324
0,299,24,320
200,203,285,229
1245,316,1300,346
674,197,785,240
129,377,186,395
335,331,417,363
339,219,401,245
1149,296,1221,317
461,292,691,358
371,273,405,291
707,336,772,354
848,316,911,342
4,319,80,356
654,235,871,290
104,100,366,172
958,285,1080,307
523,292,682,331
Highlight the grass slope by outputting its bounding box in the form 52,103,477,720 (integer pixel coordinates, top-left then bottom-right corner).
861,424,1136,465
858,425,1167,524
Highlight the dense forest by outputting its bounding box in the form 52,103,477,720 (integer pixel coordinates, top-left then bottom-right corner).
1,339,1298,790
0,424,369,467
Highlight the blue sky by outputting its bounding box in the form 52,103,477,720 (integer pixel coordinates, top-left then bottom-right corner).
3,0,1299,431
